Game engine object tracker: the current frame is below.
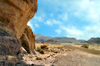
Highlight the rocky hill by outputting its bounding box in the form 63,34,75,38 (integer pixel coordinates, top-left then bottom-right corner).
35,34,100,44
87,37,100,44
35,34,86,43
35,34,52,41
53,37,77,43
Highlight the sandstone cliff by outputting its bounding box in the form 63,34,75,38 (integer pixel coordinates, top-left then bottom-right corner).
0,0,37,65
0,0,37,55
0,0,37,39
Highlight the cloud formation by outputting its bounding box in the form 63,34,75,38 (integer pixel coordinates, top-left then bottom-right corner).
29,0,100,40
55,29,62,34
35,23,39,28
27,21,35,31
45,19,62,26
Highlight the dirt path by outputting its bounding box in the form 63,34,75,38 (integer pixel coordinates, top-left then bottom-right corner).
64,45,100,55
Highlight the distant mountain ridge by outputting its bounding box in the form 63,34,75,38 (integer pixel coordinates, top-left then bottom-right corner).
35,34,86,43
86,38,100,44
52,37,77,43
35,34,100,44
35,34,52,41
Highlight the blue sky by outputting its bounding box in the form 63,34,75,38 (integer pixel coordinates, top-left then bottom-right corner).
28,0,100,40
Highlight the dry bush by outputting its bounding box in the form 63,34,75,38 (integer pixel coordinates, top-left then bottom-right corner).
40,45,48,49
36,47,44,54
36,57,42,60
81,44,89,49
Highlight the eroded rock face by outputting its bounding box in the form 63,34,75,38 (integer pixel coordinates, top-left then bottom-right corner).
0,28,21,55
0,0,37,56
0,0,37,55
20,25,35,54
20,33,30,53
24,26,35,50
0,0,37,39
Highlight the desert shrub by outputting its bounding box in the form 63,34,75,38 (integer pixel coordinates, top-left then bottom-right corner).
57,47,64,51
36,57,42,60
81,44,89,48
40,45,48,49
36,47,44,54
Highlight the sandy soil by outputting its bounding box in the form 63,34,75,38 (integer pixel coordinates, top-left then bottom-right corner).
23,44,100,66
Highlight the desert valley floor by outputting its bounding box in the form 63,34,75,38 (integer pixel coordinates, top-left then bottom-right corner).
22,43,100,66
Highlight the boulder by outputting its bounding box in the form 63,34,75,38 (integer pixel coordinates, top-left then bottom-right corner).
20,25,35,54
0,0,37,39
0,28,21,55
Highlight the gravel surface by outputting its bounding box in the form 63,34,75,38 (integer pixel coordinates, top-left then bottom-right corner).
23,50,100,66
53,50,100,66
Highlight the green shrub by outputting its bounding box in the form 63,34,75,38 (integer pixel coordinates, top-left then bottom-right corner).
81,44,89,48
36,47,44,54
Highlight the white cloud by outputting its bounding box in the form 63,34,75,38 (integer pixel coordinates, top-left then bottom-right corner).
58,13,68,21
40,0,100,23
35,23,39,28
27,21,35,31
45,19,62,26
32,0,100,40
45,20,52,26
58,23,100,40
60,26,83,36
55,29,62,34
72,0,100,23
34,16,43,22
84,23,100,35
27,21,32,28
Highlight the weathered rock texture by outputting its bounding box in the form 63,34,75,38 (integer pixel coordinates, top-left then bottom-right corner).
20,47,28,55
0,0,37,56
0,55,27,66
0,0,37,55
0,28,21,55
87,38,100,44
20,33,30,53
0,0,37,39
20,25,35,54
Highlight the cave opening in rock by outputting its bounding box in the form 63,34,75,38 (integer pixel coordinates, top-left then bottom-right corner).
22,43,30,54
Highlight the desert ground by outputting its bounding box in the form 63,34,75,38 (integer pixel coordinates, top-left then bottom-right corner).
62,43,100,50
23,43,100,66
